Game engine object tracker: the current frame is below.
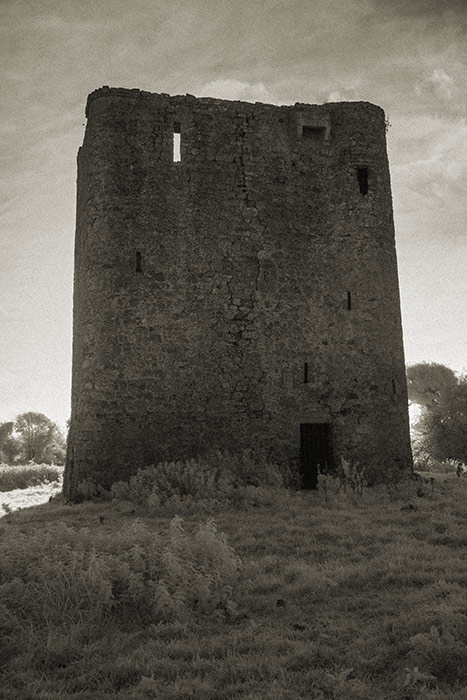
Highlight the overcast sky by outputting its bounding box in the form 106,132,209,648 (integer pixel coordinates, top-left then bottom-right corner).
1,0,466,428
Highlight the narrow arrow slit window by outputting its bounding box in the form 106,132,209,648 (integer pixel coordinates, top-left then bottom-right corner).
357,167,368,195
173,122,181,162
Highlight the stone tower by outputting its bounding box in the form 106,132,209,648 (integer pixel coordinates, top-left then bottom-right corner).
64,86,413,500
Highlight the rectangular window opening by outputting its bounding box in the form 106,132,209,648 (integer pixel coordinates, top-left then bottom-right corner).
304,362,309,384
173,122,181,162
347,291,352,310
392,379,397,395
302,125,326,144
357,167,369,195
136,251,142,273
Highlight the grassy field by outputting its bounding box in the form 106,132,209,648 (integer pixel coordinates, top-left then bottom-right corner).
1,464,467,699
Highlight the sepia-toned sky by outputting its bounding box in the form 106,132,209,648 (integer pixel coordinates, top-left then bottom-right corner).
1,0,466,428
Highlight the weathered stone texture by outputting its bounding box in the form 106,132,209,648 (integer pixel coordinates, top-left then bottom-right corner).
64,86,413,498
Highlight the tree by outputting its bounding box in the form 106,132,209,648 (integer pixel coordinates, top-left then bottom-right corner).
45,428,67,465
407,363,467,463
407,362,457,408
14,412,66,465
0,421,20,463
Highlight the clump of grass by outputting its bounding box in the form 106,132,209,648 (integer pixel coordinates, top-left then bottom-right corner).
0,515,241,634
406,625,467,688
338,456,367,497
0,463,63,492
317,457,368,506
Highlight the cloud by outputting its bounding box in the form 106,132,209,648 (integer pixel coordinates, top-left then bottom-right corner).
326,87,361,102
369,0,467,22
415,68,455,101
429,67,454,95
390,115,467,219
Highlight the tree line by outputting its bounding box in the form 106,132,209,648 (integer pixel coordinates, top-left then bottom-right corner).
0,412,66,465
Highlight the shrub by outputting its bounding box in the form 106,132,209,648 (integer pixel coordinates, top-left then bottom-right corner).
0,464,62,492
211,450,283,489
110,450,285,508
76,478,100,500
413,454,465,474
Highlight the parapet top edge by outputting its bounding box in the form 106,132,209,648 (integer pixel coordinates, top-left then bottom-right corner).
85,86,385,118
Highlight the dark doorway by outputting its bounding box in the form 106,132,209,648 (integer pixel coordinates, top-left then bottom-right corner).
300,423,333,489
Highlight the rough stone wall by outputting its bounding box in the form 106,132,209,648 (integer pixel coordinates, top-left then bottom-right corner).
64,86,413,498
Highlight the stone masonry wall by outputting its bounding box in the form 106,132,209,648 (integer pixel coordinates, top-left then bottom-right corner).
64,86,413,498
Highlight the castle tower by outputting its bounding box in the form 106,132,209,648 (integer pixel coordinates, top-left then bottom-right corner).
64,86,413,499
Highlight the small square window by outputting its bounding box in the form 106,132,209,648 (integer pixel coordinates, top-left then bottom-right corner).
302,126,326,143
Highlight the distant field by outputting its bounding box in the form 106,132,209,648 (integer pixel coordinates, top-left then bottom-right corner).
1,464,467,699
